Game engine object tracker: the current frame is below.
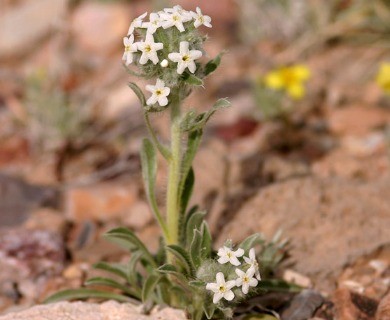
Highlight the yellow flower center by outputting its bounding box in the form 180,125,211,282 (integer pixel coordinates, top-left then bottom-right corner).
155,89,162,96
227,252,232,258
145,45,152,53
219,286,226,293
173,15,180,21
125,45,131,52
182,55,190,62
243,276,249,283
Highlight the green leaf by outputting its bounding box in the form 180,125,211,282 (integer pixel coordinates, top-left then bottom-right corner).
166,245,194,275
242,314,279,320
127,251,143,286
204,303,217,319
182,73,204,86
93,262,128,280
142,273,161,303
85,277,140,298
128,82,146,106
201,222,212,259
140,139,167,236
239,233,264,252
190,229,203,268
185,211,206,248
44,289,133,304
213,98,231,109
255,279,302,293
204,52,224,76
157,264,188,285
104,228,155,266
179,167,194,216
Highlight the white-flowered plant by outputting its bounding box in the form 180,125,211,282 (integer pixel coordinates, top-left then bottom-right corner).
217,246,245,266
244,248,262,280
48,6,291,320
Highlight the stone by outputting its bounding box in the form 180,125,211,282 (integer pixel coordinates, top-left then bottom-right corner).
0,174,60,228
0,301,187,320
376,293,390,320
282,269,312,288
0,0,67,59
327,106,390,136
333,288,378,320
122,201,153,230
218,177,390,291
71,2,130,55
23,208,67,235
281,289,324,320
65,182,138,222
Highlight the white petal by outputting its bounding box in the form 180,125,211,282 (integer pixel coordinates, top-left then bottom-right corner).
139,53,148,65
216,272,225,285
243,256,251,264
235,248,245,257
223,290,234,301
190,50,202,60
225,280,236,290
230,256,241,266
179,41,189,54
168,53,181,62
145,33,154,43
149,52,159,65
206,283,218,292
242,283,249,294
147,95,158,106
249,278,258,287
247,267,256,278
158,96,168,107
236,278,243,287
153,43,163,51
217,247,226,256
213,292,223,304
145,85,155,92
156,79,165,88
175,22,185,32
249,248,256,260
255,270,262,280
126,54,133,65
196,7,202,15
162,87,170,96
188,61,196,73
129,34,134,43
194,20,202,28
176,62,187,75
235,268,245,277
204,16,212,27
162,20,174,29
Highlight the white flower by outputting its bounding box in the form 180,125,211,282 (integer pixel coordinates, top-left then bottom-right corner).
168,41,202,74
235,267,258,294
160,59,168,68
145,79,170,107
243,248,261,280
137,33,163,65
191,7,212,28
143,13,161,35
127,12,147,35
217,246,244,266
160,10,192,32
122,34,137,66
206,272,236,304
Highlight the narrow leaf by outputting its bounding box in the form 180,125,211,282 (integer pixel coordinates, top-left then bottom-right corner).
239,233,264,252
44,289,133,304
190,229,203,268
85,277,140,298
179,167,194,216
204,303,217,319
93,262,128,280
142,273,161,303
166,245,194,275
127,251,143,286
128,82,146,106
204,52,224,76
185,211,206,248
183,73,204,86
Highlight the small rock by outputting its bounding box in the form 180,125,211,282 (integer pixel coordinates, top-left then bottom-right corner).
376,293,390,320
281,289,324,320
0,300,187,320
23,208,67,235
65,182,138,222
333,288,378,320
327,106,390,136
282,269,312,288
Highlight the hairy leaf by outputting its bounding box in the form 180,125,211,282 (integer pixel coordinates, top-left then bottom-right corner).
85,277,140,298
142,273,161,303
44,289,134,304
128,82,146,106
204,52,224,76
166,245,194,275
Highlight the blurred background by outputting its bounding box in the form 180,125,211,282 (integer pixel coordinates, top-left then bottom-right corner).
0,0,390,317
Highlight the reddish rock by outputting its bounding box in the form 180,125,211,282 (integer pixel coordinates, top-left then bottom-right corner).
333,288,378,320
327,106,390,136
65,182,138,222
376,293,390,320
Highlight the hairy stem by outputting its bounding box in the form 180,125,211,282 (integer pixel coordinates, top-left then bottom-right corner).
144,112,171,160
166,94,181,246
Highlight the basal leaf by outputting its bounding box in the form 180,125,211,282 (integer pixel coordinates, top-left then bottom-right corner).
44,288,134,304
190,229,203,268
239,233,264,252
85,277,140,298
93,262,128,280
185,211,206,248
179,167,194,217
166,245,194,275
142,273,161,303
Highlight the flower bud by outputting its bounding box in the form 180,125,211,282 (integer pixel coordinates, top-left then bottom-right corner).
160,59,169,68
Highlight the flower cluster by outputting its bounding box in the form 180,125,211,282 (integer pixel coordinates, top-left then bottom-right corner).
122,6,212,108
264,64,311,100
206,248,261,304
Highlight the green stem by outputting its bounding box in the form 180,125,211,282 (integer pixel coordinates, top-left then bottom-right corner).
166,95,181,245
144,112,171,160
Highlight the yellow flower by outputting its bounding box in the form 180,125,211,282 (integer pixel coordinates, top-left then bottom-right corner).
264,64,311,100
376,63,390,94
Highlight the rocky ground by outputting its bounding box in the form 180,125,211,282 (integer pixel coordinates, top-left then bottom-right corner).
0,0,390,319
